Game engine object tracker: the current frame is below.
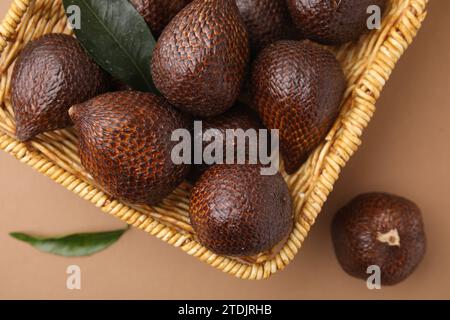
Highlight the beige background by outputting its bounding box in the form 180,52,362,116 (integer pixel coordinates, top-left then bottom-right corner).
0,1,449,300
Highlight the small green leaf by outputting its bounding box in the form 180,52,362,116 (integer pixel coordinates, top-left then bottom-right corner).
10,228,128,257
62,0,156,92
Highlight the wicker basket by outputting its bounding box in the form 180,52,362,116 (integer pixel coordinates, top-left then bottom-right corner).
0,0,428,280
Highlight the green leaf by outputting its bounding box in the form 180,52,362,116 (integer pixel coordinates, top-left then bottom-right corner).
62,0,156,92
9,228,128,257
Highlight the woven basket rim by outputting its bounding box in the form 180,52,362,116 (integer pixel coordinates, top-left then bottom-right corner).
0,0,429,280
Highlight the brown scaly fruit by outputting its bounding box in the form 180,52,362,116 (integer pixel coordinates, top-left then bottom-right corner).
189,104,264,182
332,193,426,285
69,91,191,205
236,0,297,56
11,33,109,141
130,0,192,37
151,0,250,117
286,0,388,45
190,164,293,256
251,40,345,174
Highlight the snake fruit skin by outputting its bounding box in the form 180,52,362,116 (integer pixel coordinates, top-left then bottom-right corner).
190,164,293,256
151,0,250,117
190,104,264,182
130,0,192,37
332,193,426,285
69,91,191,205
286,0,388,45
11,33,109,141
236,0,297,56
251,40,345,174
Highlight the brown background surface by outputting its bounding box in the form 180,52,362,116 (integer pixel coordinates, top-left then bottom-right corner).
0,1,449,300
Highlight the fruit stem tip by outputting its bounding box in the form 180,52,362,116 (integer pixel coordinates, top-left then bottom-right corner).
377,229,401,247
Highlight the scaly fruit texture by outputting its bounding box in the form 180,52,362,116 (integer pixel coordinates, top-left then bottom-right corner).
11,33,109,141
236,0,297,56
251,40,345,174
152,0,250,117
69,91,191,205
130,0,192,37
252,41,346,174
286,0,388,45
189,104,264,182
332,193,426,285
190,164,293,256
